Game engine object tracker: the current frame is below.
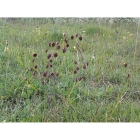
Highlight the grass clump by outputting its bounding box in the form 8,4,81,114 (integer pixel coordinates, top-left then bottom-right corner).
1,18,140,122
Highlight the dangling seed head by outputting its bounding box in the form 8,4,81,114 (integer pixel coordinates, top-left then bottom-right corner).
56,45,60,50
71,35,74,39
50,59,53,63
51,73,54,76
56,41,59,45
54,53,58,58
124,63,127,67
52,42,55,47
63,32,66,36
56,73,59,77
66,44,69,47
63,47,66,53
47,54,51,59
74,70,77,74
74,60,77,64
64,38,68,43
79,36,82,41
43,72,47,77
76,67,79,70
83,65,86,69
46,64,49,68
34,65,38,69
33,53,37,57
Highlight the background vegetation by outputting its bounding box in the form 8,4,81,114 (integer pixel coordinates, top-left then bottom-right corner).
0,18,140,122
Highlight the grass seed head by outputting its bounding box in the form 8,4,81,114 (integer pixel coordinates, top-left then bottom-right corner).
46,64,49,68
34,65,38,69
63,32,66,36
124,63,127,67
50,59,53,63
63,47,66,53
74,60,77,64
47,54,51,59
52,42,55,47
64,38,68,43
76,67,79,70
74,70,77,74
51,73,54,76
56,45,60,50
54,53,58,58
66,44,69,47
56,41,59,45
43,72,47,77
83,65,86,69
79,36,82,41
71,35,74,39
33,53,37,57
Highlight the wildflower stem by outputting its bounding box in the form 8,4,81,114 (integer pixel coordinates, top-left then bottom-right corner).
76,50,79,61
76,39,84,60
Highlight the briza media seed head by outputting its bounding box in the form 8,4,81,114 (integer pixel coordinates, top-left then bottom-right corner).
74,70,77,74
47,54,51,59
54,53,58,58
63,32,66,36
56,45,60,50
76,67,79,70
66,44,69,47
51,73,54,76
50,59,53,63
74,60,77,64
124,63,127,67
52,42,55,47
46,64,49,68
63,47,66,53
71,35,74,39
56,73,59,77
64,38,68,44
79,36,82,41
34,65,38,69
33,53,37,57
83,65,86,69
43,72,47,77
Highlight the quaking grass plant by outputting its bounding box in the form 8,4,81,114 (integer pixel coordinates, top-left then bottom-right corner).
23,31,89,99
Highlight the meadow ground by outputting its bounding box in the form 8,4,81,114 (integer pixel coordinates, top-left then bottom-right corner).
0,18,140,122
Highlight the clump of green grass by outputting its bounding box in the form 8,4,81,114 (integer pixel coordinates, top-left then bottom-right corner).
1,18,140,122
86,25,115,36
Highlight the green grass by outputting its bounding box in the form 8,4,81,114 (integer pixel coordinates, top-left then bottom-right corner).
1,18,140,122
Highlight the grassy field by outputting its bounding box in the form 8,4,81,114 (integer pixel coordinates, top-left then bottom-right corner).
0,18,140,122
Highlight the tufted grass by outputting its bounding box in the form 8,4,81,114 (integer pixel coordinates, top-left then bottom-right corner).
0,18,140,122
